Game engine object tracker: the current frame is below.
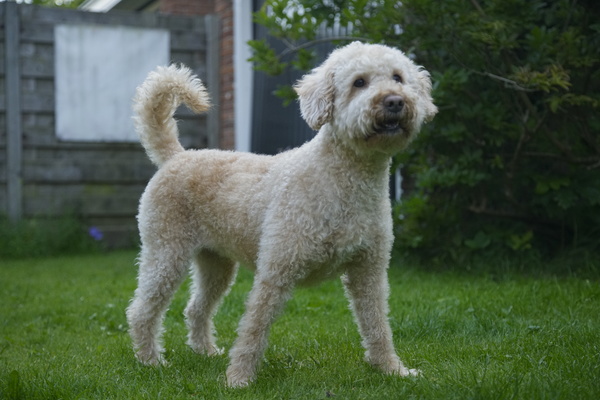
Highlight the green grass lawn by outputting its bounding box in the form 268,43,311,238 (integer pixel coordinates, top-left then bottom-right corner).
1,251,599,399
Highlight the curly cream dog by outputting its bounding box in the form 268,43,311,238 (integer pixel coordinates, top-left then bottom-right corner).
126,41,437,387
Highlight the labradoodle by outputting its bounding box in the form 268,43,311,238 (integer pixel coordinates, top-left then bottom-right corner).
126,41,437,387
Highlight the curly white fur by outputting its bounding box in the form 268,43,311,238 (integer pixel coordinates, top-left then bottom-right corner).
126,42,437,387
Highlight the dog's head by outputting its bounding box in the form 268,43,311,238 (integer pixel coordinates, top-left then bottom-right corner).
294,42,437,154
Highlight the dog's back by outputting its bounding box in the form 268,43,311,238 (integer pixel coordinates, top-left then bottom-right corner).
138,148,277,266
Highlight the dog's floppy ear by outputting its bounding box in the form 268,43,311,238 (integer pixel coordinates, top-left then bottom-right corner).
294,66,335,131
417,68,438,123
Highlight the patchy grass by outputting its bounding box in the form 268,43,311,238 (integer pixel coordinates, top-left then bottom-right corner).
1,251,599,399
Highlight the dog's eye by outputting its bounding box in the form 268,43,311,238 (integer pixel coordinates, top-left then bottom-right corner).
353,78,366,88
393,74,403,83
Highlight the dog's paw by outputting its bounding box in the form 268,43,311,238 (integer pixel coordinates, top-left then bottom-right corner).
226,365,254,388
226,376,251,388
382,363,421,377
135,351,167,367
188,341,224,357
367,353,420,377
207,346,225,356
388,366,421,377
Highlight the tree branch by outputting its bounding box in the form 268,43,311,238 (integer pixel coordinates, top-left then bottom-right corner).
469,0,486,15
279,36,370,58
474,70,536,92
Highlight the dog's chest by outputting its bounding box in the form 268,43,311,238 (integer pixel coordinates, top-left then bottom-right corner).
298,235,371,285
295,204,390,285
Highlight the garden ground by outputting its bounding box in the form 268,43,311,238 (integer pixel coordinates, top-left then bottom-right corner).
1,251,599,399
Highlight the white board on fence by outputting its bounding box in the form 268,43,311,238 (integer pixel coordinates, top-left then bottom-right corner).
55,24,170,142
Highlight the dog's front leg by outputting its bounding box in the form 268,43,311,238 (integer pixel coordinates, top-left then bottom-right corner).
342,263,419,377
226,274,293,387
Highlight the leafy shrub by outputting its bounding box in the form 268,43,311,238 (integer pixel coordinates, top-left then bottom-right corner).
250,0,600,260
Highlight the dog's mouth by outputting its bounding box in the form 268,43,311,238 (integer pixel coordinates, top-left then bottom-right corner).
373,118,405,135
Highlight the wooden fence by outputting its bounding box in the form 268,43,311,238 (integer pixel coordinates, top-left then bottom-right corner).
0,2,220,247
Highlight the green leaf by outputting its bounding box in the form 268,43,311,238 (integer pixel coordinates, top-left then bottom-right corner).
465,231,491,250
554,190,578,210
509,231,534,251
247,39,288,76
291,48,315,71
534,177,570,194
273,85,298,106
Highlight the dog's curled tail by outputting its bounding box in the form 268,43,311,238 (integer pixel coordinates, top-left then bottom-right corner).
133,64,211,167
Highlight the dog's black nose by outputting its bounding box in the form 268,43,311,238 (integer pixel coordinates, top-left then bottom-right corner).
384,95,404,113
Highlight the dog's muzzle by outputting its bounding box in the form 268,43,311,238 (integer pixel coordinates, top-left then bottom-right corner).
372,95,407,136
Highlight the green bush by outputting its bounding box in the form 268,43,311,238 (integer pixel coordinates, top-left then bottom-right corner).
250,0,600,260
0,216,102,259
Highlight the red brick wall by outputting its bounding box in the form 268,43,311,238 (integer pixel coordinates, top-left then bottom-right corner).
159,0,235,150
159,0,214,15
215,0,234,150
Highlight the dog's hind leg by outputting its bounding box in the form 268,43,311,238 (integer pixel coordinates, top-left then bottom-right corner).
126,245,190,366
185,249,238,356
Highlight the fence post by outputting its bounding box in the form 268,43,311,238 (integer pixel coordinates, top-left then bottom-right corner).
4,0,23,223
205,14,220,149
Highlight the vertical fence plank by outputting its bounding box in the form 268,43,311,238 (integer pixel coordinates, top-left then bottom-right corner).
5,1,23,222
205,14,220,149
